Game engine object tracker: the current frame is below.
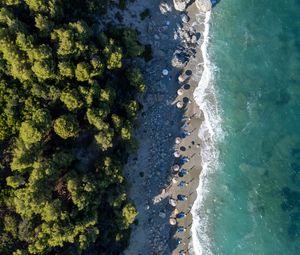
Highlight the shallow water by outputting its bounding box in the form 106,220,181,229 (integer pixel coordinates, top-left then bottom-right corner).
194,0,300,254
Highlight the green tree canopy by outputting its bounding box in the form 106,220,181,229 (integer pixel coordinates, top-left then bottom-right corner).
123,28,145,57
127,67,146,92
95,129,114,151
54,114,79,139
0,0,146,253
122,204,138,229
19,121,43,145
60,89,83,111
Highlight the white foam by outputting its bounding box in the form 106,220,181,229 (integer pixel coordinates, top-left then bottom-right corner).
190,10,223,255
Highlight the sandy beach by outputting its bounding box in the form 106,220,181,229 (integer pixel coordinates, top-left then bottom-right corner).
106,1,209,254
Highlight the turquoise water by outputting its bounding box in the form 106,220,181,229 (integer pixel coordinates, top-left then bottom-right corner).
200,0,300,254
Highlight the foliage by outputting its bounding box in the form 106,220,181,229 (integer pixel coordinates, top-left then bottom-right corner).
54,115,79,139
106,47,123,70
120,123,132,140
122,28,145,57
122,204,138,229
127,67,146,92
95,129,114,151
0,0,145,254
60,89,83,111
125,100,140,119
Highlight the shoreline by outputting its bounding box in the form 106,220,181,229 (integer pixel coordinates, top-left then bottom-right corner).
171,6,207,254
116,1,209,254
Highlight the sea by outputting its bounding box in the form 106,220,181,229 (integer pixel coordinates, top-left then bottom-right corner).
191,0,300,254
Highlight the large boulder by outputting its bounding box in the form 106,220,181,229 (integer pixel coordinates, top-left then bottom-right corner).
196,0,212,12
173,0,191,12
172,50,189,68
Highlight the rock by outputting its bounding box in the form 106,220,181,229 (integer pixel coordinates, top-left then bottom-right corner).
161,34,168,40
148,23,154,33
191,35,197,44
180,13,189,23
173,0,191,12
159,211,166,218
157,50,165,58
172,50,189,68
159,2,172,14
154,34,160,40
196,0,212,12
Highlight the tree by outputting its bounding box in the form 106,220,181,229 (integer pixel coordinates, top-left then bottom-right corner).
127,67,146,92
32,109,51,130
125,100,139,119
67,173,99,210
58,61,74,78
41,200,62,222
99,87,116,104
86,108,109,131
60,89,83,111
122,28,145,57
15,33,34,52
31,60,55,80
54,115,79,139
122,204,138,229
6,175,25,188
111,114,122,130
51,28,77,56
25,0,50,13
13,249,29,255
120,122,132,140
95,129,114,151
0,0,146,253
106,48,122,70
3,215,18,238
19,121,43,145
90,57,103,78
35,14,54,37
0,112,17,141
75,62,91,81
27,44,53,61
69,21,91,41
10,140,37,171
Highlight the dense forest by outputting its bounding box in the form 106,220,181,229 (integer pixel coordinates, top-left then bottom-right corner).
0,0,146,254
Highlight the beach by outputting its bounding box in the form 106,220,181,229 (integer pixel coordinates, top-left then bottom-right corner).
107,0,300,254
105,1,210,254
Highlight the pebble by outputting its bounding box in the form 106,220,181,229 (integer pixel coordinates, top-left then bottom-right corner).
181,14,189,23
159,211,166,218
191,35,197,44
159,2,172,14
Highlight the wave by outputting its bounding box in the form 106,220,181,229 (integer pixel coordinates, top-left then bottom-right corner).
190,10,223,255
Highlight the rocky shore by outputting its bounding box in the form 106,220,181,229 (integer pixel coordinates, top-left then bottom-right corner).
104,1,210,254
